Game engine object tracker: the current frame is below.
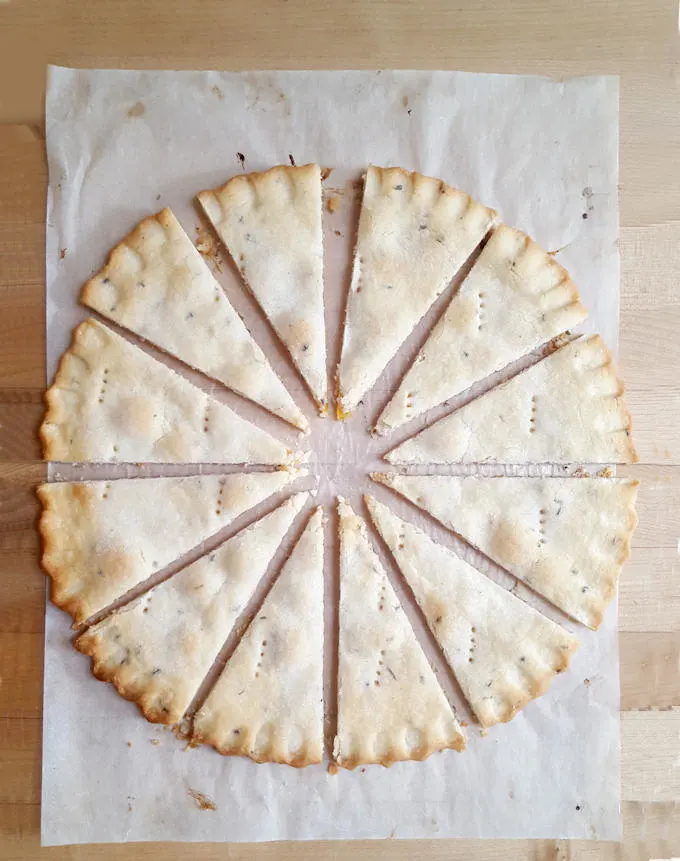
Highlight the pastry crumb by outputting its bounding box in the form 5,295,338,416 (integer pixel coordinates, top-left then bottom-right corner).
195,227,224,272
150,738,160,746
127,101,145,118
187,788,217,811
326,196,341,214
327,762,339,775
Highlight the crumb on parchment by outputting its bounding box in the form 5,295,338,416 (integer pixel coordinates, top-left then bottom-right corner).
187,788,217,811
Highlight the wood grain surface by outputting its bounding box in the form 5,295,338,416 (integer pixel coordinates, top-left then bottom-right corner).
0,0,679,855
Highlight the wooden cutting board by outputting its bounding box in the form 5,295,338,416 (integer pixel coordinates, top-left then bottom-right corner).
1,6,679,852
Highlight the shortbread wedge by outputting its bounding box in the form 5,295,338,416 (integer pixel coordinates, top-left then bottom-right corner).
192,506,325,767
385,336,637,464
376,224,587,434
366,496,579,726
38,470,303,624
337,165,497,417
198,164,327,413
82,208,307,431
372,474,639,629
41,318,293,464
74,493,308,724
334,498,464,769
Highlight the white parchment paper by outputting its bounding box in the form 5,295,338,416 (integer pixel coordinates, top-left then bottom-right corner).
43,66,621,845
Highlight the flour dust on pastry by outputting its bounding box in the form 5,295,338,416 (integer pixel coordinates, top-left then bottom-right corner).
74,493,308,724
198,164,327,413
82,207,307,432
375,224,588,434
40,318,294,464
336,165,497,418
192,506,325,767
373,473,639,629
38,470,304,624
366,496,579,726
334,498,464,769
385,335,637,465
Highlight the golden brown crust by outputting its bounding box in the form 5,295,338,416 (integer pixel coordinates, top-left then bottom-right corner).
199,163,320,203
482,642,577,727
40,321,90,461
74,630,176,725
336,734,466,771
37,482,90,622
191,731,321,768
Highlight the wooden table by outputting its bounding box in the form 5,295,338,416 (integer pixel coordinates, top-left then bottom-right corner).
1,1,678,857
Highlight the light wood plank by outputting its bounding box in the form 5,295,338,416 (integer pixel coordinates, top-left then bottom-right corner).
0,719,40,805
0,393,44,461
0,554,45,635
621,711,680,802
621,224,680,309
618,465,680,632
0,634,43,718
620,633,680,711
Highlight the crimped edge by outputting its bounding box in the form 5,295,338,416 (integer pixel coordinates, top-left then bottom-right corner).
475,638,579,728
74,626,181,725
197,163,321,205
366,164,498,221
39,319,98,462
587,476,640,630
191,730,322,768
334,732,466,771
36,482,92,624
80,208,175,310
490,223,589,320
580,334,639,464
